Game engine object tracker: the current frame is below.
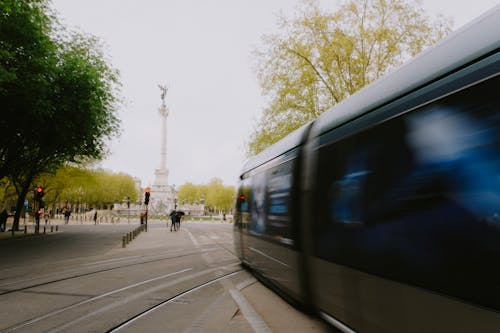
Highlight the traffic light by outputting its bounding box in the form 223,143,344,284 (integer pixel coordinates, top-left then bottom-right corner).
34,186,44,200
144,187,151,205
34,187,45,208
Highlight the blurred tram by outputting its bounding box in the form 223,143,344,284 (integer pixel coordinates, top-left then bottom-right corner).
234,5,500,333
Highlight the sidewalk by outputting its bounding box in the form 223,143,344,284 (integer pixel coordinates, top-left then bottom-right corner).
0,220,61,240
120,223,330,332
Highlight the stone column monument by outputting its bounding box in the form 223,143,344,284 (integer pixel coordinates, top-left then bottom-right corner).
154,84,169,186
149,84,177,214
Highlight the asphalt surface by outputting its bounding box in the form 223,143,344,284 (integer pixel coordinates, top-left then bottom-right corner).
0,219,330,333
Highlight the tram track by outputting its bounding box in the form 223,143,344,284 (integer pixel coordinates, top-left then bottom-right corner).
0,244,231,296
106,269,243,332
1,262,243,333
1,224,236,291
0,223,244,333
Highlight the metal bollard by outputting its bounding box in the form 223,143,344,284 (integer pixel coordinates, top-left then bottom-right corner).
122,235,126,248
43,226,46,234
24,225,27,234
51,225,53,232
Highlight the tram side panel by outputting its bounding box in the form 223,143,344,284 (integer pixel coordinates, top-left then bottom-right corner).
237,152,306,305
308,59,500,332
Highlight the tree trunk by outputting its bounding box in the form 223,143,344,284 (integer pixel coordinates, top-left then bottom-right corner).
13,181,31,231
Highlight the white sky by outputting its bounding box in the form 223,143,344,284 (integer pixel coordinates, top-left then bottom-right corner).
50,0,499,188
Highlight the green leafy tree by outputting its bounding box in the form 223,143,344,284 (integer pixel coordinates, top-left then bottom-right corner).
248,0,452,155
103,172,138,207
38,167,138,212
0,0,121,230
1,0,57,228
0,177,16,211
177,182,201,205
205,178,235,214
218,186,236,214
36,165,88,214
178,179,234,214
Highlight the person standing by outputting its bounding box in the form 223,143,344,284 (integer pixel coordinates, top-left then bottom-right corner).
0,209,8,232
64,208,71,224
170,210,177,231
175,211,183,230
44,210,50,225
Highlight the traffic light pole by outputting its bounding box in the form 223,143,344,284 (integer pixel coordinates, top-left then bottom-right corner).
144,187,151,232
145,203,148,232
34,186,44,235
127,197,130,224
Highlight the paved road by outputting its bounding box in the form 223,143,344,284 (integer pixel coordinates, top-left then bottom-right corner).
0,221,330,333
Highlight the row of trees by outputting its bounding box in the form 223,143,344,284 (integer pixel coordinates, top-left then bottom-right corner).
0,166,138,214
177,178,235,215
0,1,121,229
247,0,452,155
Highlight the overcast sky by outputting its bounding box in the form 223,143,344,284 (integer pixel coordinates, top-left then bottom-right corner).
50,0,499,188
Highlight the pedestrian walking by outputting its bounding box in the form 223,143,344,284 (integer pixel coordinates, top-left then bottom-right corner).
93,210,98,224
175,211,185,230
64,208,71,224
170,210,176,231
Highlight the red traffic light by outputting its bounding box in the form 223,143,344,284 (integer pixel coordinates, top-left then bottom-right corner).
144,188,151,205
36,187,43,193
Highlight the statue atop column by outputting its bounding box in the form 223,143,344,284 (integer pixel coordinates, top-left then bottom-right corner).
158,84,169,116
153,81,170,188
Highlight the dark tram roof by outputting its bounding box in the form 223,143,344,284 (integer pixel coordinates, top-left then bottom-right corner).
241,122,311,174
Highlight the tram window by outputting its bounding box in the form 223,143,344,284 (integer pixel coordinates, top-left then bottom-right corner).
235,179,252,230
315,75,500,310
265,161,294,246
248,172,267,236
